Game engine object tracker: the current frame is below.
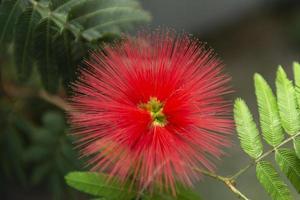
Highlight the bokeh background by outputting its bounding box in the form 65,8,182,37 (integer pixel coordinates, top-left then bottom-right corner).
141,0,300,199
2,0,300,199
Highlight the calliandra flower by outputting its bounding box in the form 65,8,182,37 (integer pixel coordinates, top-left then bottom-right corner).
69,31,233,193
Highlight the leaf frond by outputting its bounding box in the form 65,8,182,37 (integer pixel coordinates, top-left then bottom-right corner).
254,73,284,146
276,66,300,135
65,171,135,200
234,98,263,159
275,148,300,193
256,161,292,200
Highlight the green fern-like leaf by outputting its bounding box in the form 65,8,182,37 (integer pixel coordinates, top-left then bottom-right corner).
234,98,263,159
0,0,23,52
46,0,151,41
293,137,300,159
293,62,300,107
49,0,69,10
256,161,292,200
275,148,300,193
65,172,135,200
13,8,41,81
0,0,150,91
53,30,86,88
33,18,60,92
254,73,284,146
234,63,300,199
65,0,151,41
293,62,300,158
276,66,300,135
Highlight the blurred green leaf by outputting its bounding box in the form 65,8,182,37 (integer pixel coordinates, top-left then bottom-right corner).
42,111,65,133
66,0,151,41
275,148,300,193
0,108,27,185
50,172,64,200
23,145,50,162
25,114,80,199
0,98,79,200
30,162,51,185
65,172,135,200
144,184,202,200
0,0,23,51
14,8,41,81
33,18,60,92
53,30,85,88
31,128,57,144
175,184,202,200
1,0,150,91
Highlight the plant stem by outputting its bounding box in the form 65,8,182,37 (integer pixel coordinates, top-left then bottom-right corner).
194,132,300,199
230,131,300,180
193,168,250,200
38,90,72,111
3,82,71,111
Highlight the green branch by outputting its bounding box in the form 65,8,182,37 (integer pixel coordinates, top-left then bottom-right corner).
231,131,300,180
194,132,300,200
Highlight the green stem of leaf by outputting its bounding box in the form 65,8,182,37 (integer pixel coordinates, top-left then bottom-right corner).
231,131,300,180
28,0,78,37
194,132,300,200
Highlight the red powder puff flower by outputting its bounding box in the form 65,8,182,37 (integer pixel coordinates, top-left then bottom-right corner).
69,31,232,193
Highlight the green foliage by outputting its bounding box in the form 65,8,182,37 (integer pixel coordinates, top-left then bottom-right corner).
293,137,300,159
65,171,202,200
293,62,300,159
293,62,300,107
143,184,202,200
235,63,300,200
276,66,300,135
0,0,150,198
0,102,27,187
234,98,263,159
23,111,81,199
275,149,300,193
254,73,283,146
256,161,292,200
14,8,41,81
174,185,202,200
0,0,23,52
0,97,80,199
65,171,135,200
0,0,150,91
149,185,202,200
33,18,60,91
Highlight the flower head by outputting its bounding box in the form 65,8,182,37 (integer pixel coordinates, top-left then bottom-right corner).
69,31,232,193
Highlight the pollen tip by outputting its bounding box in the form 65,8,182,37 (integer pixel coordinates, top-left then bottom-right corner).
139,96,167,127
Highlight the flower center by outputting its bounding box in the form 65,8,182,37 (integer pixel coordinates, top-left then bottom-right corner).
139,97,167,127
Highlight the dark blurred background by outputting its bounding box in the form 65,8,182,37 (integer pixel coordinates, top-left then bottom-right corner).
140,0,300,199
3,0,300,199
